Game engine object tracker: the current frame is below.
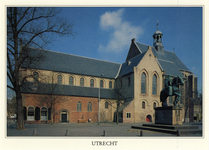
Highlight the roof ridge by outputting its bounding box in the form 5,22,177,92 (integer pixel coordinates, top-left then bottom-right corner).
30,47,121,65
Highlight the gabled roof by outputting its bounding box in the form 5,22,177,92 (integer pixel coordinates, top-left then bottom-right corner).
120,41,190,77
118,51,146,77
22,48,121,79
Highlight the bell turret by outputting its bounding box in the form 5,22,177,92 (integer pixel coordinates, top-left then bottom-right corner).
153,21,164,51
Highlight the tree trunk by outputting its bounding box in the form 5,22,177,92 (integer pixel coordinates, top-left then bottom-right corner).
16,90,25,129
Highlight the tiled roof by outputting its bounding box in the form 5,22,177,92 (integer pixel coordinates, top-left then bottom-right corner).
22,48,121,79
119,42,190,77
21,82,116,99
118,51,146,77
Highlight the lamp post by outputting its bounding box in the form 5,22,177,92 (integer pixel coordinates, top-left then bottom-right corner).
98,74,104,125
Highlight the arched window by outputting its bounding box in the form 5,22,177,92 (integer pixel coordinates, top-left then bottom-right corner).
80,78,84,86
109,81,112,88
142,101,145,109
41,107,48,120
33,72,39,81
28,106,35,120
77,101,82,111
141,73,146,94
90,79,94,87
58,75,62,84
100,80,103,88
152,74,157,95
105,101,108,109
87,102,92,112
69,76,74,85
153,102,156,109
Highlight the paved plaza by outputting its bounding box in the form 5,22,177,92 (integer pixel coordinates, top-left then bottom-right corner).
7,119,202,137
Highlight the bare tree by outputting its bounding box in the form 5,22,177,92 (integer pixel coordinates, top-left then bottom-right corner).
37,73,67,124
7,7,75,129
107,78,130,124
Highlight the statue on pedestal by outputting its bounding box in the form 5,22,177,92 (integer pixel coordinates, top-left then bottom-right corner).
160,75,184,107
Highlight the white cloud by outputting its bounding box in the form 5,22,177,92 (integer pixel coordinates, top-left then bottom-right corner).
99,9,143,53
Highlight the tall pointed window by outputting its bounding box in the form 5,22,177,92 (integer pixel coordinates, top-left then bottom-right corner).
109,81,112,88
142,101,145,109
141,73,146,94
58,75,62,84
69,76,74,85
153,102,156,109
90,79,94,87
100,80,103,88
80,78,84,86
87,102,92,112
152,74,157,95
77,101,82,111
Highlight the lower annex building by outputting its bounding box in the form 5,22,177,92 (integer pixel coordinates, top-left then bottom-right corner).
21,28,198,124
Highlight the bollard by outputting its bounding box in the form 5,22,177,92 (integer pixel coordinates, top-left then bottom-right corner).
177,130,180,136
65,129,69,136
33,129,36,136
103,130,106,136
140,130,143,136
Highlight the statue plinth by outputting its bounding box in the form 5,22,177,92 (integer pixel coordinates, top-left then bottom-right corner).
154,106,183,125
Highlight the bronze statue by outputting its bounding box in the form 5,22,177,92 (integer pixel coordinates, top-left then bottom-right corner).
160,75,184,107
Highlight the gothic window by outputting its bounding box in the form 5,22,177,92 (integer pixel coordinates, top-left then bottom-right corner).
87,102,92,112
100,80,103,88
69,76,74,85
152,74,157,95
90,79,94,87
105,101,108,109
141,73,146,94
142,101,145,109
58,75,62,84
153,102,156,109
109,81,112,88
80,78,84,86
77,101,82,111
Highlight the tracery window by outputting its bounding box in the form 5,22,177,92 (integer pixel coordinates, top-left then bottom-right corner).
152,74,157,95
141,73,146,94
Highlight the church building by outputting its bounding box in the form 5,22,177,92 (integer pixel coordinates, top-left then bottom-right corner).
21,28,197,124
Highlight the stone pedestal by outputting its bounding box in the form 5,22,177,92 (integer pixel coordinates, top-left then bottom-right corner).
154,106,183,125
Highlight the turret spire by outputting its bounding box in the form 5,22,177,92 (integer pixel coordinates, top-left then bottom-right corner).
153,21,164,52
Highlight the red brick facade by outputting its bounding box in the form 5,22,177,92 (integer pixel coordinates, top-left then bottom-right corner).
22,93,99,123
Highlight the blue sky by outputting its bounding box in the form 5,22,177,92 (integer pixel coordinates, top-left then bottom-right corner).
6,7,204,96
46,7,202,92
